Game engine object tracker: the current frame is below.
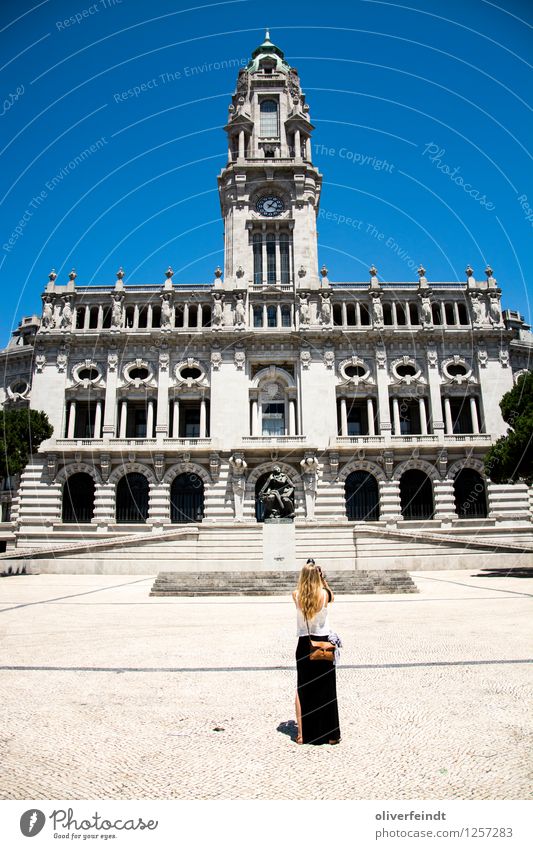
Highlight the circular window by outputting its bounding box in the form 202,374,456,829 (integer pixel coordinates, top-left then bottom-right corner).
128,366,150,381
345,364,367,378
10,380,28,395
396,363,417,378
446,363,468,377
180,366,202,380
78,367,99,382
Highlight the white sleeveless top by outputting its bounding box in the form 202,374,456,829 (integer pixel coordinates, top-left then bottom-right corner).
295,589,330,637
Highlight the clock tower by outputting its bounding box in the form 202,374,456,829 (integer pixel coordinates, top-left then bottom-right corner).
218,32,322,290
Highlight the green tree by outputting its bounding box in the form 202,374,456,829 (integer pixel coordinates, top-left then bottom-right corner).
0,408,53,480
484,371,533,484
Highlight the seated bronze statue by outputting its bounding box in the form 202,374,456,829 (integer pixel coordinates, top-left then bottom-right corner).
258,466,295,519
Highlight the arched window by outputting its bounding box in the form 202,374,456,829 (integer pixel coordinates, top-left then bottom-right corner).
260,99,278,137
62,473,95,523
279,233,290,284
346,303,356,326
253,305,263,327
267,305,277,327
116,473,149,524
400,470,434,520
253,233,262,284
345,471,379,521
281,304,291,327
457,302,469,325
454,468,488,518
445,303,456,325
266,234,276,283
360,304,370,326
396,304,406,325
409,303,419,325
432,303,442,325
170,473,204,523
333,304,343,326
383,303,393,325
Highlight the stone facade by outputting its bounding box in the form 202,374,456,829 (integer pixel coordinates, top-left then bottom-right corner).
1,34,532,571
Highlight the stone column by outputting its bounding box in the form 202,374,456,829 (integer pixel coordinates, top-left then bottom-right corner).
419,397,428,435
146,399,155,439
83,307,90,330
341,302,347,326
355,302,361,325
289,399,296,436
340,397,348,436
426,351,445,437
367,397,375,435
294,128,301,158
251,399,259,436
199,397,207,438
94,399,103,439
275,234,281,285
470,396,480,434
102,354,118,438
375,351,391,440
172,399,180,438
434,478,456,526
67,400,76,439
379,478,401,526
262,236,267,285
97,305,104,329
453,302,460,325
444,397,453,435
238,129,245,158
183,303,189,328
392,397,401,435
119,400,128,438
133,304,139,329
156,356,169,438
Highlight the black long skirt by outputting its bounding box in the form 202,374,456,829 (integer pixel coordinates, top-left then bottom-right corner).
296,635,341,745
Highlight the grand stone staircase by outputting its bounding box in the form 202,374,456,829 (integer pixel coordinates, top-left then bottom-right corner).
149,569,418,596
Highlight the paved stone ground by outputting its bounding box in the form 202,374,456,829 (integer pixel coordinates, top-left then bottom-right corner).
0,570,531,800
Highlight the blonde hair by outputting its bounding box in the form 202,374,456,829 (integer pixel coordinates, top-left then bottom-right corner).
296,563,324,620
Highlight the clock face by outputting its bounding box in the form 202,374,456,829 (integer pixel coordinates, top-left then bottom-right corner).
256,195,285,217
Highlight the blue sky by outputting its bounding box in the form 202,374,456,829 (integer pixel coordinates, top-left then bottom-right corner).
1,0,531,344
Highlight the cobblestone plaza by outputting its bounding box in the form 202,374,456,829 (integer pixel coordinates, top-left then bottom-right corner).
1,570,531,800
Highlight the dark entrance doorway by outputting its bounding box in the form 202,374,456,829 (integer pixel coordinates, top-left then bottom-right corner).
454,468,488,518
116,473,149,524
170,473,204,523
62,472,95,523
345,471,379,521
400,470,434,520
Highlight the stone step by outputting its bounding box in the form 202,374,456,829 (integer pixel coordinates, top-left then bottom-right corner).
149,570,418,596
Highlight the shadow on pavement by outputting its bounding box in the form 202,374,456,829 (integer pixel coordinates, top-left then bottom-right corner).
475,568,533,579
277,719,298,742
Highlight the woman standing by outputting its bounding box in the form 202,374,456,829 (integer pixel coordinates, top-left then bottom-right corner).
292,559,341,745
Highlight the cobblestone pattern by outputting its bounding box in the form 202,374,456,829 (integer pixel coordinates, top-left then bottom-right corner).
0,571,531,800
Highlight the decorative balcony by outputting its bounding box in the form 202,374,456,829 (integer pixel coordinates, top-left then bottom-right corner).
241,435,306,447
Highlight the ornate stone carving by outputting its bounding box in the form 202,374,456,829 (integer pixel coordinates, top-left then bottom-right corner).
420,294,433,327
111,292,124,329
300,350,311,369
59,296,73,331
100,454,111,482
376,347,387,369
210,349,222,371
298,292,310,326
371,292,383,327
233,348,245,370
234,292,246,327
212,292,224,327
56,347,68,373
499,348,510,368
300,453,319,520
41,295,54,330
477,348,488,368
160,292,173,329
323,349,335,369
319,290,332,325
427,349,438,368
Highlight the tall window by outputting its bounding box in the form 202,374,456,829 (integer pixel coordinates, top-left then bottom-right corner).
280,233,290,283
262,402,285,435
260,99,278,137
253,233,262,284
266,235,276,283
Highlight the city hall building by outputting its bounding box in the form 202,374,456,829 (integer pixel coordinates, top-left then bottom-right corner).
1,34,532,575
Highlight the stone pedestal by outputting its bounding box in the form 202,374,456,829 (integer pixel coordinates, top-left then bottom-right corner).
262,520,296,571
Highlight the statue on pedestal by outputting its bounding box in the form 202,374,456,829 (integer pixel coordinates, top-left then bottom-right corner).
258,466,295,520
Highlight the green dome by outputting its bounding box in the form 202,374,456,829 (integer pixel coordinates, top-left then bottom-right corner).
247,30,291,73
